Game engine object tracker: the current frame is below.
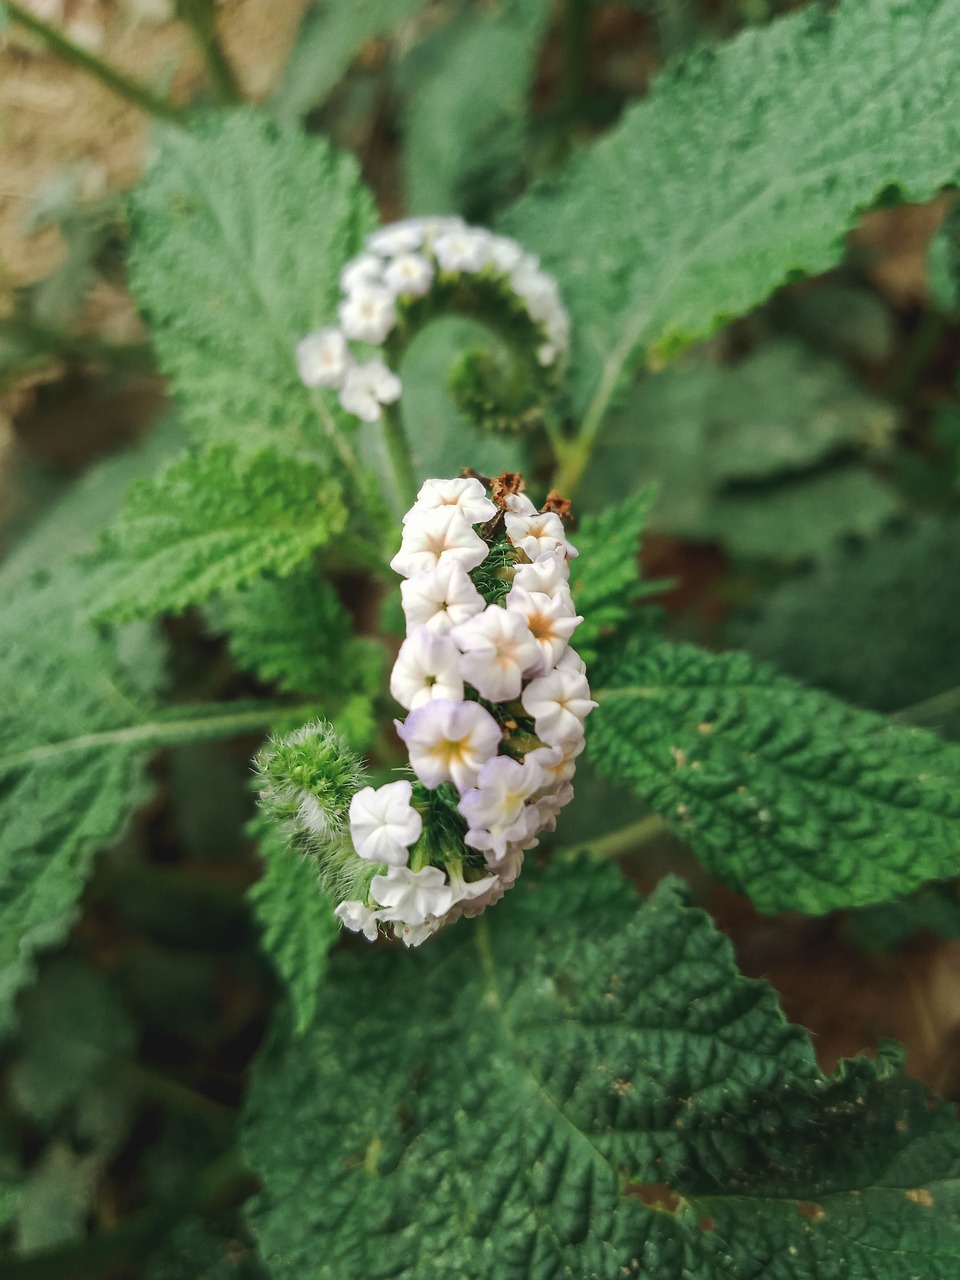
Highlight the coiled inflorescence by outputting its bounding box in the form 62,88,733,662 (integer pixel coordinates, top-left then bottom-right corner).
333,473,597,947
294,217,570,425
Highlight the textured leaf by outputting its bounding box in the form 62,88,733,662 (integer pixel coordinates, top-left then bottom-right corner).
92,445,347,623
569,488,660,662
578,338,898,557
506,0,960,430
272,0,428,126
244,863,960,1279
588,637,960,914
207,567,383,697
731,515,960,712
248,825,339,1035
128,111,377,453
401,0,552,217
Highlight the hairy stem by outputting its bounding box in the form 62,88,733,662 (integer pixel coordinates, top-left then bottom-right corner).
5,3,187,124
175,0,243,105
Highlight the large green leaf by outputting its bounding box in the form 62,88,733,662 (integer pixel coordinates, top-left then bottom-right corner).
244,862,960,1279
588,637,960,914
92,445,348,622
505,0,960,456
128,111,377,456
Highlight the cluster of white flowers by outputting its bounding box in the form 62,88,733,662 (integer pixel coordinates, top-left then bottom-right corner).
295,217,570,423
335,475,596,947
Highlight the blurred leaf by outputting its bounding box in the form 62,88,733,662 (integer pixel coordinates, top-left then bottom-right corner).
248,824,339,1035
774,281,897,365
401,0,552,217
589,636,960,914
146,1216,271,1280
731,515,960,712
272,0,428,126
580,339,898,558
245,863,960,1279
506,0,960,424
850,881,960,952
91,445,348,622
14,1144,101,1255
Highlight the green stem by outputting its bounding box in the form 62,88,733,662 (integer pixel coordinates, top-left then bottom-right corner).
380,401,419,511
175,0,243,105
892,684,960,728
5,3,187,124
557,813,669,861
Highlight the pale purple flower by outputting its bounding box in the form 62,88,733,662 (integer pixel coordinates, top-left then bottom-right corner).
452,606,541,702
390,506,488,578
525,736,585,791
400,561,485,635
349,779,422,865
534,781,575,833
390,628,464,711
521,669,598,746
459,754,544,860
396,699,501,792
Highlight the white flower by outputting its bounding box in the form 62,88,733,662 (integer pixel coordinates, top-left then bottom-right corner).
487,234,524,273
398,916,447,948
433,228,491,273
371,864,455,926
511,258,563,324
503,491,538,516
400,561,485,635
447,860,500,907
525,736,585,790
390,506,488,578
339,359,402,422
340,253,384,293
396,699,501,792
459,754,543,860
335,899,382,942
452,606,542,702
521,669,598,746
404,477,497,527
538,343,558,367
512,548,572,595
349,779,422,866
384,252,434,298
367,221,425,256
296,327,350,389
489,846,524,885
505,510,579,562
555,646,586,675
504,586,582,673
467,801,542,861
339,284,397,344
390,628,464,710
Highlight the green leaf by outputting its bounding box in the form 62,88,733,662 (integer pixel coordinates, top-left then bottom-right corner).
92,444,348,623
578,338,899,558
272,0,428,127
850,881,960,952
244,863,960,1279
401,0,552,217
569,487,660,662
731,515,960,712
207,567,383,697
506,0,960,432
128,110,377,454
588,637,960,914
248,824,340,1035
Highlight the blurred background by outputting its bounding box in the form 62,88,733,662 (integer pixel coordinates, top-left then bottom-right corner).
1,1,960,1275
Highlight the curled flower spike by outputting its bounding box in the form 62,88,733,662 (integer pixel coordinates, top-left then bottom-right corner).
295,218,570,426
331,472,595,948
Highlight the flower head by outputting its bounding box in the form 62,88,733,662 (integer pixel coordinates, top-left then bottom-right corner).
396,699,501,793
349,779,422,865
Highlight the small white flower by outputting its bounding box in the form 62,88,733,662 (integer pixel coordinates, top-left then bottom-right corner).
447,860,500,907
335,899,382,942
398,916,447,948
511,258,563,324
371,864,455,926
396,699,501,793
296,327,350,389
538,343,558,367
340,253,384,293
521,669,598,746
555,646,586,675
400,561,485,635
384,252,434,298
503,491,539,516
390,506,488,578
433,228,491,273
487,235,525,273
404,477,498,527
504,586,582,673
512,548,572,596
504,510,579,562
452,606,542,702
367,221,425,256
525,736,585,790
349,779,422,866
459,755,544,860
339,285,397,344
339,359,402,422
390,628,464,711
